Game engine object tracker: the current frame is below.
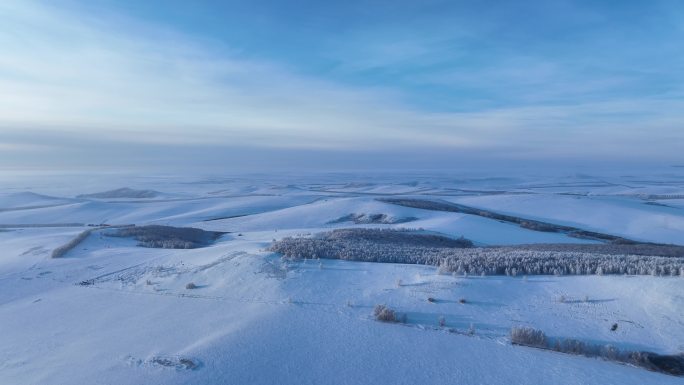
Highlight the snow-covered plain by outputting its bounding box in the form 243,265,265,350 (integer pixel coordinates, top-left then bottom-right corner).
0,171,683,384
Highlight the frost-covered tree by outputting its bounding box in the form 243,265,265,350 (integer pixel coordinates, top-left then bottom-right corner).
269,228,683,277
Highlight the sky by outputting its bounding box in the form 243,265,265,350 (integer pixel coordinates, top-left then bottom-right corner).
0,0,683,172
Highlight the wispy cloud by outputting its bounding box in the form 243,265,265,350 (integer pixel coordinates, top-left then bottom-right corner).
1,1,468,150
0,0,682,170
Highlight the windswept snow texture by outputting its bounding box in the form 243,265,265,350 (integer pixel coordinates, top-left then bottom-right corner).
0,172,683,385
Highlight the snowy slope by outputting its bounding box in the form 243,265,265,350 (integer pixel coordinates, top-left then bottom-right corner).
1,237,681,385
198,196,597,245
0,192,75,210
447,194,684,245
0,173,683,385
0,227,85,275
0,195,319,226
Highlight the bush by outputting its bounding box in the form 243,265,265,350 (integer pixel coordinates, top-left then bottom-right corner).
185,282,197,290
150,356,198,370
374,304,397,322
627,352,684,376
467,323,475,336
510,327,547,348
510,326,684,376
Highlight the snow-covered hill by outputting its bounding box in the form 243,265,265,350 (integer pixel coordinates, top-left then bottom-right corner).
0,172,682,384
446,194,684,245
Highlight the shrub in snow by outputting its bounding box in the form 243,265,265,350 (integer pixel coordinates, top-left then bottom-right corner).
626,351,684,376
374,304,397,323
149,356,198,370
557,338,591,355
467,323,475,336
438,316,446,327
185,282,197,290
600,344,621,361
510,327,547,348
509,326,684,376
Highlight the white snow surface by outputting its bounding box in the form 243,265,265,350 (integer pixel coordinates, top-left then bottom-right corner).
447,194,684,245
0,171,683,385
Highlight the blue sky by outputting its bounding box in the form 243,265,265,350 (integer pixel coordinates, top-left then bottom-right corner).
0,0,683,171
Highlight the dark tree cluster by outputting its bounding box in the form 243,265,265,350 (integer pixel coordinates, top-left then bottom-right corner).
106,225,224,249
328,213,418,225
